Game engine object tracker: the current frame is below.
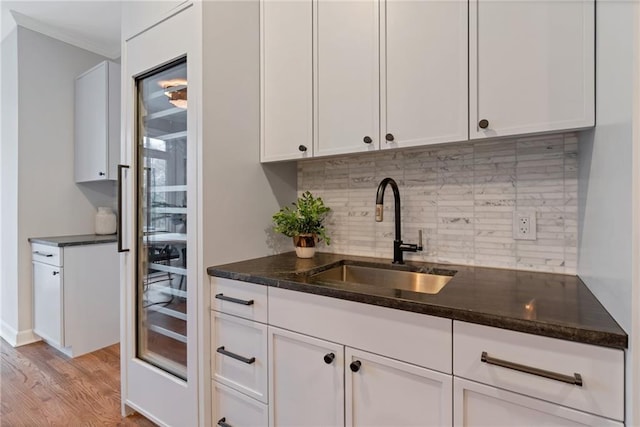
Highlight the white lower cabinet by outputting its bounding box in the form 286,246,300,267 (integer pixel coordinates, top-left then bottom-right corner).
454,377,622,427
453,321,624,426
212,312,268,404
212,381,268,427
32,261,64,346
268,326,452,427
269,327,344,427
209,280,625,427
211,278,270,427
346,348,452,427
31,242,119,357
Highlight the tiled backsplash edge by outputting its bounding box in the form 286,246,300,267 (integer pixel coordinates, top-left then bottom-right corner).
297,133,578,275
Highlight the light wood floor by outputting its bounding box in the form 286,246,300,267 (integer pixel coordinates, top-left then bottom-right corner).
1,339,156,426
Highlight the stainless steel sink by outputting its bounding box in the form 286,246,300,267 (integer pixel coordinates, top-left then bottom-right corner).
309,263,455,295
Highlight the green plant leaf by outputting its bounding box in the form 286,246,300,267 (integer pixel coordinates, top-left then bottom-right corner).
272,191,331,245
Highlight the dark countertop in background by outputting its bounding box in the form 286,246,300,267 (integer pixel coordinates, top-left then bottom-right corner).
208,252,627,350
29,234,117,247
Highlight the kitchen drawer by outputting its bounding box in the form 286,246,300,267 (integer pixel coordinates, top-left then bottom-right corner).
454,377,623,427
212,312,268,404
269,287,452,374
211,277,267,323
212,381,268,427
31,243,62,267
453,321,624,421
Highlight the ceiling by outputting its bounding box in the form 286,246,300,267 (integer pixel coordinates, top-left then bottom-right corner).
1,1,122,59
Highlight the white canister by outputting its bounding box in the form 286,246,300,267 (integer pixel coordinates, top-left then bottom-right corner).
95,207,117,235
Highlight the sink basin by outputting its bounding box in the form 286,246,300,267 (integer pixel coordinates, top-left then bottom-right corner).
309,263,455,295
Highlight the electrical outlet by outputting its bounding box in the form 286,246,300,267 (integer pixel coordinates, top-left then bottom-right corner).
513,211,537,240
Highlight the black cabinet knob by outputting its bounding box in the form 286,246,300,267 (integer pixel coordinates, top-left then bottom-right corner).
52,271,60,276
350,360,362,372
217,417,232,427
363,136,372,144
385,133,395,142
478,119,489,129
298,145,307,152
324,353,335,364
98,172,106,176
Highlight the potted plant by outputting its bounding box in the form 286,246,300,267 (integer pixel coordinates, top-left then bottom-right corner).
272,191,331,258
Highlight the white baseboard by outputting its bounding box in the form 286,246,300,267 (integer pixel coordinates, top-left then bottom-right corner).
1,321,41,347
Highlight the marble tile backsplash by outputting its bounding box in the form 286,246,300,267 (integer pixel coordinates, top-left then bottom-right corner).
298,133,578,274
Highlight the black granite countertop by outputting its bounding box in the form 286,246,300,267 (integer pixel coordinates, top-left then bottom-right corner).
29,234,117,247
208,252,627,349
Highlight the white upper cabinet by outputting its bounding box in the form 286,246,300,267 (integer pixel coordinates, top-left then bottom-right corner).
260,0,595,160
469,0,595,139
261,0,313,161
315,0,380,157
74,60,120,182
382,0,468,149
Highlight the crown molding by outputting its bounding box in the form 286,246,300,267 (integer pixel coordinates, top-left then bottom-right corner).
10,10,120,59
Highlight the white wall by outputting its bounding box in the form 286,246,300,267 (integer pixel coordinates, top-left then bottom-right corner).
577,0,637,423
0,26,113,346
578,0,633,337
0,28,20,343
121,0,184,41
201,0,297,270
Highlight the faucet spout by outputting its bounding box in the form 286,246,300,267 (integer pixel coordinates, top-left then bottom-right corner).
375,178,401,241
375,177,421,264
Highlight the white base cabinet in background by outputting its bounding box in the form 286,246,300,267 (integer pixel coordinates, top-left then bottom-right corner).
31,242,119,357
32,260,63,346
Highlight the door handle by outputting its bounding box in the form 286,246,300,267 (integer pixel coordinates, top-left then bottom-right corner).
481,351,583,386
117,164,129,253
216,346,256,364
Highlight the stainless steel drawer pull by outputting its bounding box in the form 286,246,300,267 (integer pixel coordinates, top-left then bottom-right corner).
216,346,256,365
215,293,254,306
33,251,54,257
481,351,583,387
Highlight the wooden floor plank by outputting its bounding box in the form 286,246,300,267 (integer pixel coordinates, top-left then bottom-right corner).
1,339,155,426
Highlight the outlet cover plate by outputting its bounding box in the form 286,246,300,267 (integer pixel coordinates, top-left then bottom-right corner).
513,210,537,240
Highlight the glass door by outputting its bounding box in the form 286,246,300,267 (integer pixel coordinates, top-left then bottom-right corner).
136,59,188,379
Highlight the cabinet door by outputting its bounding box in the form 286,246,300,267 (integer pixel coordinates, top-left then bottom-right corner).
315,0,379,157
269,327,344,426
382,0,467,149
346,348,452,427
33,262,63,347
469,0,594,139
261,0,313,162
75,61,108,182
454,378,623,427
